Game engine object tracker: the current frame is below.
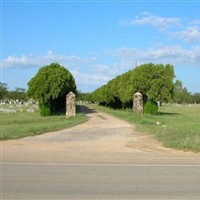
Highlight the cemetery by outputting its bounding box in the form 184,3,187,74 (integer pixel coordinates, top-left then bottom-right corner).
0,99,38,113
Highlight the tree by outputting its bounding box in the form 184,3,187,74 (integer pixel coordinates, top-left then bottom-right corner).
173,80,192,104
0,82,8,100
27,63,77,116
117,71,134,108
91,63,175,109
8,87,27,101
132,63,175,102
192,93,200,104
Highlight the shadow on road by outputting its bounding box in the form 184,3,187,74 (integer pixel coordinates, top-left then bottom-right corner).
77,105,98,114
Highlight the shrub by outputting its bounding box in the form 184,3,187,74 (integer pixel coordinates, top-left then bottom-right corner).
144,100,158,115
40,103,52,116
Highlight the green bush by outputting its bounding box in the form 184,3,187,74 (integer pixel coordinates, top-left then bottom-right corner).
40,103,52,116
144,100,158,115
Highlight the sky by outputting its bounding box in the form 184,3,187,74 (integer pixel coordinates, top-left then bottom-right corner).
1,0,200,93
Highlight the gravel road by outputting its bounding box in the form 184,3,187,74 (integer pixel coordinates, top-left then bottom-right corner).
2,105,200,164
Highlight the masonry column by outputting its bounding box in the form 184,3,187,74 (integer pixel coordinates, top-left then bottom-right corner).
133,92,143,116
66,91,76,117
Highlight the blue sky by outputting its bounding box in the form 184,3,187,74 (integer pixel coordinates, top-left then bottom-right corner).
1,1,200,93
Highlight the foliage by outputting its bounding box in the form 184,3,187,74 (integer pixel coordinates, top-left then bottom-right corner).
8,87,27,101
76,91,92,102
0,83,27,101
91,63,175,109
192,93,200,104
27,63,77,116
132,63,175,102
0,82,8,100
144,100,158,115
173,80,193,104
39,102,52,116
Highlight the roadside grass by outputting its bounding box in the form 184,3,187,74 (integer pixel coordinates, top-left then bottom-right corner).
1,106,88,140
89,104,200,152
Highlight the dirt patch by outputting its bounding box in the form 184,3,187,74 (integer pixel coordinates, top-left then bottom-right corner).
2,105,200,164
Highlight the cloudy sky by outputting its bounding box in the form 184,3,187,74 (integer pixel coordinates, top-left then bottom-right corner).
1,1,200,93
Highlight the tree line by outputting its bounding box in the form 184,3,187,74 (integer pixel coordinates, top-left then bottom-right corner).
1,62,200,115
81,63,200,107
0,83,27,102
90,63,175,108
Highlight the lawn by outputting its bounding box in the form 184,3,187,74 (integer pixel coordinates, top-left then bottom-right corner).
89,104,200,152
0,105,87,140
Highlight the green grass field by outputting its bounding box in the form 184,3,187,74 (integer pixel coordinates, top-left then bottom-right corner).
90,104,200,153
1,105,87,140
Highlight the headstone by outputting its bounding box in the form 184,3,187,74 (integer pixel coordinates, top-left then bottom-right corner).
66,91,76,117
133,92,143,115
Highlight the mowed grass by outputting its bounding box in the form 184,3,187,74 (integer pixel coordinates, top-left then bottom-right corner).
1,108,87,140
90,104,200,152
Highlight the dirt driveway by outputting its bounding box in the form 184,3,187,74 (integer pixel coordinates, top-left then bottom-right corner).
2,105,200,164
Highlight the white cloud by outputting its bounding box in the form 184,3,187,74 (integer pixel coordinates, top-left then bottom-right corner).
144,45,198,64
3,54,37,68
72,70,111,92
113,60,136,71
191,20,200,26
106,45,200,66
89,64,120,78
173,26,200,43
120,12,200,45
120,12,182,31
2,51,98,69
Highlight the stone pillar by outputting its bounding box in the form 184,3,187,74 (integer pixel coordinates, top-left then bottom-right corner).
133,92,143,115
66,91,76,117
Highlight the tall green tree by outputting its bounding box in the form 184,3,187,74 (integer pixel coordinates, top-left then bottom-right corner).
0,82,8,100
192,93,200,104
91,63,175,109
173,80,192,104
27,63,77,116
117,71,134,108
8,87,27,101
133,63,175,102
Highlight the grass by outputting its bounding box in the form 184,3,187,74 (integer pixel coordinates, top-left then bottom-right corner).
89,104,200,153
1,105,88,140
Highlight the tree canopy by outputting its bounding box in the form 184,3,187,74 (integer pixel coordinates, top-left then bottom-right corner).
27,63,76,115
8,88,27,101
91,63,175,109
173,80,193,104
0,82,8,100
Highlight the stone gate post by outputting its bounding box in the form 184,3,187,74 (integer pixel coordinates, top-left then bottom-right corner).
66,91,76,117
133,92,143,116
